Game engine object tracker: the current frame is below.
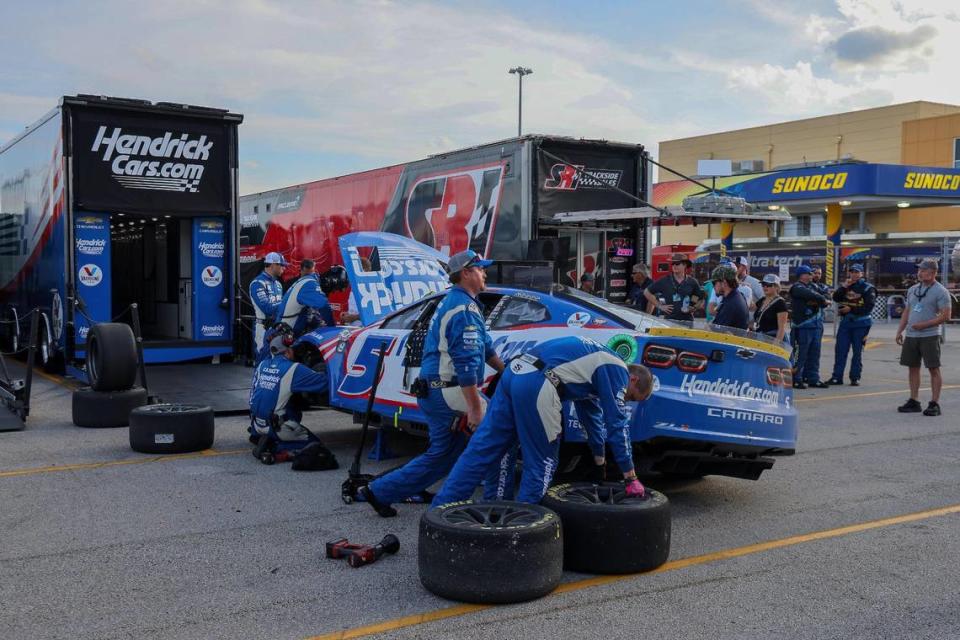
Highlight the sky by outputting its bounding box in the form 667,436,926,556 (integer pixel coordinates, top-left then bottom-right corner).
3,0,960,194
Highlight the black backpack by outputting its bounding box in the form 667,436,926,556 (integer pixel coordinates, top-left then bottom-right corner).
291,441,339,471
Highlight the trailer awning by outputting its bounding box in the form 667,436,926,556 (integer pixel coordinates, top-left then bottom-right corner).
550,206,792,224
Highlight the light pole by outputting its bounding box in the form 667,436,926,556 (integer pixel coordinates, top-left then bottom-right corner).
509,66,532,136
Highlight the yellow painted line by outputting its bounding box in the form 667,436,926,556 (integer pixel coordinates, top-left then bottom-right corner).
32,367,80,390
794,384,960,404
306,502,960,640
0,448,246,479
646,327,790,360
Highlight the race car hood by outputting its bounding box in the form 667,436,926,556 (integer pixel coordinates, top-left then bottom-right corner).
339,231,451,325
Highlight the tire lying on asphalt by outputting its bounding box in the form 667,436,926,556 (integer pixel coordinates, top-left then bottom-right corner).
86,323,138,392
541,482,670,574
419,500,563,604
129,404,215,454
72,386,148,428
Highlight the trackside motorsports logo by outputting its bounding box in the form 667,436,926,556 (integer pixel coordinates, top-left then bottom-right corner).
78,264,103,287
543,164,623,191
201,324,225,337
91,126,213,193
201,266,223,287
680,374,781,406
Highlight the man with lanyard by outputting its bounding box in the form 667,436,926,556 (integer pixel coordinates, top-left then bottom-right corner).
826,264,876,386
643,253,704,323
789,265,830,389
360,249,505,517
433,336,651,506
249,252,286,361
710,265,750,330
627,263,653,309
896,258,952,416
248,330,336,467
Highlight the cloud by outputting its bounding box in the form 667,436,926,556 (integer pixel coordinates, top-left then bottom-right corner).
831,24,937,63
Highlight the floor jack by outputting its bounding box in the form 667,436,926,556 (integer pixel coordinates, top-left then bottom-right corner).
0,310,38,432
326,534,400,568
340,341,431,505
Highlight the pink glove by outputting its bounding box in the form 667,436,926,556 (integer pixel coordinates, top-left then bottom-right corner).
625,479,645,498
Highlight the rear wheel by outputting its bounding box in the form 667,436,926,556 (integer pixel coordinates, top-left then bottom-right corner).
542,482,671,574
129,404,215,454
87,323,138,391
419,501,563,603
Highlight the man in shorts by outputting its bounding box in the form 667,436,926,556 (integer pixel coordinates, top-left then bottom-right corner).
896,258,953,416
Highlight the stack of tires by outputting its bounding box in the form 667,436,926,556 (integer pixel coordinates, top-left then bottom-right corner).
72,323,147,428
419,483,671,604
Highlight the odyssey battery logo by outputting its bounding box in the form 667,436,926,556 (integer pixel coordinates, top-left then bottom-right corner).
543,164,623,191
78,264,103,287
201,266,223,287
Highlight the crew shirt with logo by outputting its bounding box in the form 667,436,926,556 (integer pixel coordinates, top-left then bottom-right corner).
646,276,704,322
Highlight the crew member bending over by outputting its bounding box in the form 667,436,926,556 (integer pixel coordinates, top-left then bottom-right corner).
433,336,651,506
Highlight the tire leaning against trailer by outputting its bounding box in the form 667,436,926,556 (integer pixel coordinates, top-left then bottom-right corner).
541,482,671,574
129,404,215,454
72,386,148,428
419,500,563,604
86,323,138,392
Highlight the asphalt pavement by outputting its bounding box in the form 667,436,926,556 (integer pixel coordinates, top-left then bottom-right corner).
1,329,959,640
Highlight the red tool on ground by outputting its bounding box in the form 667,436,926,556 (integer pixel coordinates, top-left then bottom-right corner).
325,534,400,568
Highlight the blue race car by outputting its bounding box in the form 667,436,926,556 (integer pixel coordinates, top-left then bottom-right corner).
296,232,797,480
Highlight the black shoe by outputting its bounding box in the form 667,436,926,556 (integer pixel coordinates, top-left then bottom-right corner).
923,401,941,417
792,381,807,390
359,486,397,518
849,379,860,387
809,381,829,389
826,378,843,385
897,398,922,413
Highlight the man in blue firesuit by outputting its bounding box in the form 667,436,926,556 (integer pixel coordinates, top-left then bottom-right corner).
432,336,651,506
360,249,505,517
249,252,286,362
248,331,331,456
789,265,830,389
827,264,876,386
259,264,343,362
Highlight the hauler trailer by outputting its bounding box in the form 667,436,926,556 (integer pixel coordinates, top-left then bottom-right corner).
240,136,655,318
0,95,243,374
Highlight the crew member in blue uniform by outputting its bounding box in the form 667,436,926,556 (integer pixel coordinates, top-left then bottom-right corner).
789,265,830,389
361,249,505,517
433,336,650,506
827,264,876,386
249,252,286,361
248,330,332,460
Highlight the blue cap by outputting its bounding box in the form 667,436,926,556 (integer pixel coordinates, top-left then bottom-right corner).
264,252,288,266
796,265,813,276
447,249,493,275
848,263,863,273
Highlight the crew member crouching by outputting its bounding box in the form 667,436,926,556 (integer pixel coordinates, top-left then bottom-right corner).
432,336,651,506
248,331,338,469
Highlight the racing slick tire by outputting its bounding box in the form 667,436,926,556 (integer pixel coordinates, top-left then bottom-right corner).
86,323,138,392
72,386,148,428
541,482,670,574
419,501,563,604
129,404,215,454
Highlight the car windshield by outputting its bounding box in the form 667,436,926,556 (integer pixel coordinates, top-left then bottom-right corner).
552,285,675,331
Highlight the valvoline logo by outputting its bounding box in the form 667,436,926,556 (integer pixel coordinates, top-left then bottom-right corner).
201,266,223,287
78,264,103,287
